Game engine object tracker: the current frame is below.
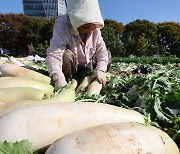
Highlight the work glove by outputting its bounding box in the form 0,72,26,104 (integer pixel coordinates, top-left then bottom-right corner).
93,70,107,87
54,78,68,91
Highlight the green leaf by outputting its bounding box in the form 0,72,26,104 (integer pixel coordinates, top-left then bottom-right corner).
0,140,37,154
154,98,171,122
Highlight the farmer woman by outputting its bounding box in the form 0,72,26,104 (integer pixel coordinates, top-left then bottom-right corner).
46,0,111,90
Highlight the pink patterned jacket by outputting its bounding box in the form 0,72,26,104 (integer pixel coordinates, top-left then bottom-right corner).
46,14,109,81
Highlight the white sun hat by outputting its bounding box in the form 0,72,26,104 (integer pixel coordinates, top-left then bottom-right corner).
67,0,104,35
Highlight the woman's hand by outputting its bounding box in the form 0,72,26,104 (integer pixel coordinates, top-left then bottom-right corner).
54,78,68,91
93,70,107,87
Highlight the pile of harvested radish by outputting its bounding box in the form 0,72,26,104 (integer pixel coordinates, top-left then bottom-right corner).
0,57,179,154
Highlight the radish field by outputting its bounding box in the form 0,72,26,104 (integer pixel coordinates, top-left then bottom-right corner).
76,59,180,148
0,56,179,153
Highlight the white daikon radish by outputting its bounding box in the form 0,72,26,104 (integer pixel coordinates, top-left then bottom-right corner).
87,79,102,96
8,56,25,66
76,75,92,93
0,63,50,83
0,59,7,66
0,77,13,80
0,77,54,97
0,87,45,103
0,102,145,150
46,123,179,154
0,79,78,117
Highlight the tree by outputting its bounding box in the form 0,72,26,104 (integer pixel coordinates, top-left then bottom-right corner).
101,26,125,57
35,19,55,57
39,18,55,44
157,22,180,56
19,17,46,46
0,13,27,55
122,19,158,56
104,19,124,35
19,17,51,55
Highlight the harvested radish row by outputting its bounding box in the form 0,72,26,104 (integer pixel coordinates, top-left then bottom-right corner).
0,102,145,150
0,79,77,115
0,76,54,97
46,123,179,154
0,79,77,117
0,87,46,103
87,79,102,96
0,63,50,83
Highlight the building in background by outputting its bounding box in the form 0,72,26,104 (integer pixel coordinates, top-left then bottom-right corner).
23,0,66,19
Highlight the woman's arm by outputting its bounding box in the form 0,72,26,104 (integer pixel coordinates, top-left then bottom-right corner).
95,29,109,72
46,16,69,87
93,29,109,86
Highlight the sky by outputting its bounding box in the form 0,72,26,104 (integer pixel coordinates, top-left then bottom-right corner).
0,0,180,25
